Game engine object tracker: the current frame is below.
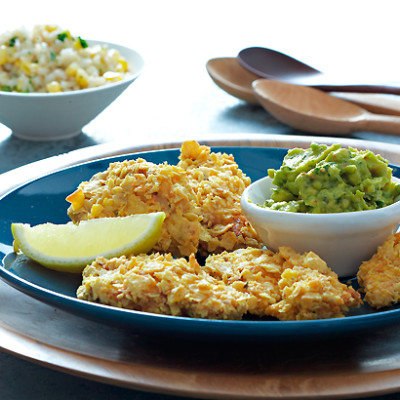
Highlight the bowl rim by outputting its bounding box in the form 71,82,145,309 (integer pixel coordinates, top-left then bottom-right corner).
0,39,144,98
242,175,400,220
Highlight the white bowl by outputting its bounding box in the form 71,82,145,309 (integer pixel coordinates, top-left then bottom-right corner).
241,176,400,277
0,40,144,141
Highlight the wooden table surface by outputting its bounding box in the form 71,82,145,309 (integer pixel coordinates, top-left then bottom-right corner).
2,1,400,399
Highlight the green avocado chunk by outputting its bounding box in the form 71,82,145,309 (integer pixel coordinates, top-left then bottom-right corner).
264,143,400,213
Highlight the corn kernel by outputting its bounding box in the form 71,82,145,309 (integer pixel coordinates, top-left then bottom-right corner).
46,81,62,93
66,188,85,210
117,59,128,72
0,46,8,65
103,71,122,82
45,24,58,32
75,68,89,88
73,37,85,50
65,61,79,77
90,204,104,218
20,61,31,75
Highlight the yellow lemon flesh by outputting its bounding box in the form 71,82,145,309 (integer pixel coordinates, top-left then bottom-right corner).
11,212,165,273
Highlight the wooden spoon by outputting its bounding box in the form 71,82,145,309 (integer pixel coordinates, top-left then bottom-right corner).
252,79,400,136
206,57,400,116
238,47,400,95
206,57,259,104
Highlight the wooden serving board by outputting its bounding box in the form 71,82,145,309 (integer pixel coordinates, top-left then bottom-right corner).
2,133,400,399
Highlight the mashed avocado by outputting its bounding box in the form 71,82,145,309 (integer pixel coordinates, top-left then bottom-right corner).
264,143,400,213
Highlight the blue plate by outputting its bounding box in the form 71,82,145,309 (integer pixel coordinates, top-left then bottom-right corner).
1,146,400,340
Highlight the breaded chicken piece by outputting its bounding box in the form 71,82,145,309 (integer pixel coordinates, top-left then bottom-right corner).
66,141,262,258
77,253,250,320
203,247,282,316
66,158,201,257
268,247,362,321
268,266,362,321
178,140,262,255
204,246,361,321
358,232,400,309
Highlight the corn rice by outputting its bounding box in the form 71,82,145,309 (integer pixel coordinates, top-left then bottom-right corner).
0,25,132,93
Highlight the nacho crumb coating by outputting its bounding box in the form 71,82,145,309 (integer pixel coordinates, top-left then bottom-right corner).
268,247,362,320
77,253,250,320
178,140,262,255
268,265,362,321
358,232,400,309
78,247,361,321
205,246,361,321
204,247,283,316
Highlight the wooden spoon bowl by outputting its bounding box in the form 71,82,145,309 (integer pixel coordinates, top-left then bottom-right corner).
206,57,259,104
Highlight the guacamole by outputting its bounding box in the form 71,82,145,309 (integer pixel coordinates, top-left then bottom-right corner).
263,143,400,213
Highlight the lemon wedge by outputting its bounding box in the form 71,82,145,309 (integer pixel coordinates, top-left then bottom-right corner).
11,212,165,273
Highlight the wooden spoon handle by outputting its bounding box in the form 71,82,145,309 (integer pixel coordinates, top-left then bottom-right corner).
361,113,400,136
317,84,400,95
332,93,400,116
